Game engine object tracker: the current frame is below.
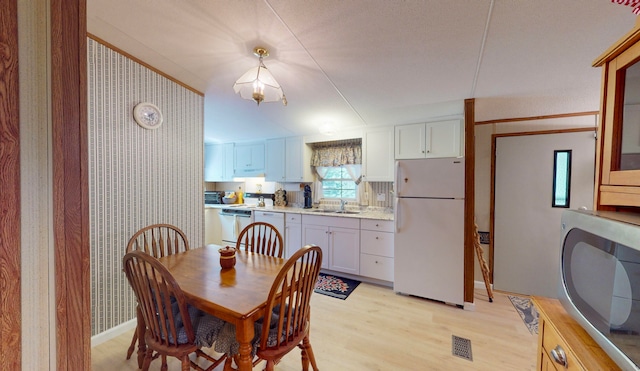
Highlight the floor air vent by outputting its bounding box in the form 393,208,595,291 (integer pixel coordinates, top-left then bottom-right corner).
452,335,473,361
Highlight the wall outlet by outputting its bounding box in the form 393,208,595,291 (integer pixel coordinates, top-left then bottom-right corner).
376,193,386,201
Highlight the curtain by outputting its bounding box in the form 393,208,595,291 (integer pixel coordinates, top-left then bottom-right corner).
310,141,362,166
311,140,363,203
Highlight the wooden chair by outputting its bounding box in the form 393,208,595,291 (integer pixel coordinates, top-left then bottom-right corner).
235,222,284,258
126,224,190,366
223,245,322,371
123,250,227,371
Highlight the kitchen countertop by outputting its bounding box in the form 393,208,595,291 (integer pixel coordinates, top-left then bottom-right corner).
205,204,394,221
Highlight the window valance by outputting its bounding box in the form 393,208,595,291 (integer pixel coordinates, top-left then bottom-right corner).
310,139,362,167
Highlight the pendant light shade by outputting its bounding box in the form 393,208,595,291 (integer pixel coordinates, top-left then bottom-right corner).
233,47,287,106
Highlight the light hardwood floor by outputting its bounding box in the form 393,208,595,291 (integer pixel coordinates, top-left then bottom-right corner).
92,284,538,370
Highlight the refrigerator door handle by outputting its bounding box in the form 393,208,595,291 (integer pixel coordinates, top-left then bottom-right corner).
395,160,401,197
395,197,400,232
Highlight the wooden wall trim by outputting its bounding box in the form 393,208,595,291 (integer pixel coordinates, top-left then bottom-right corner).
0,1,22,369
475,111,598,126
87,33,204,97
464,98,476,304
51,0,91,369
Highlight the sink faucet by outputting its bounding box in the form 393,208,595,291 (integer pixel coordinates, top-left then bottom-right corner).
340,199,346,211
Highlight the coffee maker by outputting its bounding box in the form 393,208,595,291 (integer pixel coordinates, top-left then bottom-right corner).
303,185,312,209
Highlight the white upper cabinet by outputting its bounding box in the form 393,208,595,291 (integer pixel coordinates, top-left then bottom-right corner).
266,138,286,182
266,136,313,182
234,142,265,177
204,143,234,181
395,119,463,159
363,127,394,182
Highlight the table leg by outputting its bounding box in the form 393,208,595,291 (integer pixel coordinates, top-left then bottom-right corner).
235,321,255,371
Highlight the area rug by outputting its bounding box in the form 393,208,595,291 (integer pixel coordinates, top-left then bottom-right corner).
509,295,539,335
314,273,361,300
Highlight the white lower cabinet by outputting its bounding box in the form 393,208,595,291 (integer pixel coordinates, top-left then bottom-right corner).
284,213,302,259
204,208,222,245
360,219,394,281
302,215,360,274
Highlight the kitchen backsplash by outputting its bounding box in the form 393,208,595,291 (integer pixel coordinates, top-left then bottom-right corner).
206,179,394,209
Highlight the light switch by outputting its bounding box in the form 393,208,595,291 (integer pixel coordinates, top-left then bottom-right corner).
376,193,386,201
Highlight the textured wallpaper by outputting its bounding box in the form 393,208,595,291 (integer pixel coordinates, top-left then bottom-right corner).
88,38,204,335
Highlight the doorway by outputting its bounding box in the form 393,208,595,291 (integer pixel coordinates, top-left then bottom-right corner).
492,129,595,297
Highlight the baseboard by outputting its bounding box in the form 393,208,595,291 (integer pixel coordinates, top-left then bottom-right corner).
91,318,137,348
474,279,493,290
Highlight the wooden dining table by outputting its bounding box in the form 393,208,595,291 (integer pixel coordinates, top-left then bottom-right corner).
147,244,286,371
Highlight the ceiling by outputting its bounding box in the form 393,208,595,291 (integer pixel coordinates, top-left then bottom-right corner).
87,1,638,144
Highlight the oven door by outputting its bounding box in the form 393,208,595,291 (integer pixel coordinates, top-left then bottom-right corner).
219,212,253,246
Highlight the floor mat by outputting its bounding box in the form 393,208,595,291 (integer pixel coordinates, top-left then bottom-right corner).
509,295,539,334
314,273,360,300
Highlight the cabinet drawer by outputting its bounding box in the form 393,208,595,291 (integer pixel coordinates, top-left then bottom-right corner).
285,213,302,224
360,254,393,281
302,214,360,229
360,230,393,257
541,320,584,371
361,219,394,232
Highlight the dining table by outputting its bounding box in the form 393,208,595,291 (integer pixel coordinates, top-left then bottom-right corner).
142,244,286,371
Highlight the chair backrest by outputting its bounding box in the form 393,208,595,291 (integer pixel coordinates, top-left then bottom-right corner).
122,250,196,349
236,222,284,258
127,224,190,258
257,245,322,358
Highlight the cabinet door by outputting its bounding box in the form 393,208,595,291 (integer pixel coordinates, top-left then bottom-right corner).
222,143,234,180
266,138,286,182
302,224,329,269
329,227,360,275
364,127,394,181
425,119,462,158
285,222,301,259
395,123,425,159
234,142,265,176
204,144,222,181
204,208,222,245
285,136,302,181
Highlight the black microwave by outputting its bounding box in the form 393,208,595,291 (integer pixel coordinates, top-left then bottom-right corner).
559,209,640,370
204,191,225,205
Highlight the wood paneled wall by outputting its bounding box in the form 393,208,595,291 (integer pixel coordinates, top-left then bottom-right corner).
0,1,22,369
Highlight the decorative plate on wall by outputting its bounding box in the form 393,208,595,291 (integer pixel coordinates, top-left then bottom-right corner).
133,102,163,129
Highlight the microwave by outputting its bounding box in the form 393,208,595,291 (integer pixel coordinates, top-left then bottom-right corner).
559,209,640,370
204,191,225,205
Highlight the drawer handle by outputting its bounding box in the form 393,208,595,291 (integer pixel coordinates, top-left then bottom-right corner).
550,345,567,367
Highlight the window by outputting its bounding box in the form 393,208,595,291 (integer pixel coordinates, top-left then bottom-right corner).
552,150,572,208
322,166,356,199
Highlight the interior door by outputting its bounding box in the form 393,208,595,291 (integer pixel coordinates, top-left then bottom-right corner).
493,130,595,298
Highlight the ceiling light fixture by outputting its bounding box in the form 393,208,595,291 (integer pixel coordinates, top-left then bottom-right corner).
233,47,287,106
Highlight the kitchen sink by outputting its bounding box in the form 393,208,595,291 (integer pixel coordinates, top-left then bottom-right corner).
334,210,360,214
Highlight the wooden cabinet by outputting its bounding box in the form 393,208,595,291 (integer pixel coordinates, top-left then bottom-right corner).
234,142,265,177
395,120,462,159
594,23,640,208
363,127,394,181
204,143,234,181
302,215,360,274
359,219,394,281
284,213,302,259
204,208,222,245
265,136,313,182
532,297,620,371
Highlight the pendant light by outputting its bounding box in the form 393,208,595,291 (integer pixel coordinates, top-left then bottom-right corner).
233,47,287,106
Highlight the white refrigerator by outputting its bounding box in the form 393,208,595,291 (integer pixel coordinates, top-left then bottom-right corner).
394,157,465,306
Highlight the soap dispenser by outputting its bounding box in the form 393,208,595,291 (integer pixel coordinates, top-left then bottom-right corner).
237,186,244,204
